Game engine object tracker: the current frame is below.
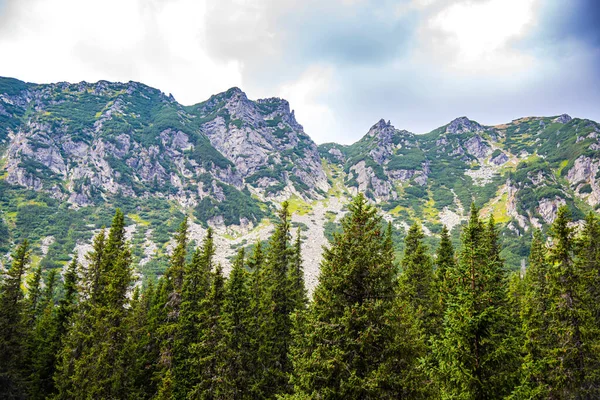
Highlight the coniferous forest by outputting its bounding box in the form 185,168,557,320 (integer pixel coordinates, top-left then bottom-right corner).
1,194,600,399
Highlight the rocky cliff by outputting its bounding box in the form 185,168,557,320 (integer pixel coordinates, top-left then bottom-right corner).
2,76,600,288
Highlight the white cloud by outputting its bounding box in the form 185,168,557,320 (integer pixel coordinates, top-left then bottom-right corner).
0,0,243,104
278,65,341,144
420,0,539,74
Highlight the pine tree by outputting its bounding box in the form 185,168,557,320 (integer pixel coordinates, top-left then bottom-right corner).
288,228,308,312
0,240,30,399
435,225,455,305
576,212,600,394
515,229,552,398
55,258,79,340
246,241,265,397
256,201,295,398
170,228,214,397
54,209,133,399
188,264,227,399
123,283,157,399
288,194,417,398
429,206,517,399
29,269,59,399
156,218,190,393
25,264,43,324
544,206,598,397
398,222,438,336
220,248,252,399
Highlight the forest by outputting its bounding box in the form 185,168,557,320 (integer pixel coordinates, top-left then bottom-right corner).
0,194,599,399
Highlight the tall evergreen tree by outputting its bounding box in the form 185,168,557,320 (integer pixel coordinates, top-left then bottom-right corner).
544,206,598,397
123,283,157,399
169,228,214,398
435,225,455,301
25,265,43,324
429,206,517,399
156,217,189,393
514,229,552,398
188,264,226,399
246,241,265,397
256,202,295,398
288,228,308,312
398,222,438,336
54,209,133,399
288,194,418,398
29,269,59,399
220,248,252,399
576,212,600,394
0,240,30,399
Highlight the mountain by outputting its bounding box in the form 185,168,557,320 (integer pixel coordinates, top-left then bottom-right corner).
2,76,600,288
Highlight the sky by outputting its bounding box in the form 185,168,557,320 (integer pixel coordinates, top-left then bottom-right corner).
0,0,599,144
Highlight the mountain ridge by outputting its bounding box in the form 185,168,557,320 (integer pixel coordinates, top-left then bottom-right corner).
2,75,600,287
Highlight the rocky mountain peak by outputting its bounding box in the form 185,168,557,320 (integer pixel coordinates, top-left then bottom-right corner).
446,116,483,134
553,113,572,124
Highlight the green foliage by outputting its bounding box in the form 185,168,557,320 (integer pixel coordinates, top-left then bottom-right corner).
288,195,422,398
428,208,520,398
194,182,265,226
0,240,30,398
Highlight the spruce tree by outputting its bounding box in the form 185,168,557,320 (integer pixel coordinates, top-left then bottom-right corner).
288,228,308,312
429,206,517,399
398,222,438,336
221,248,252,399
576,212,600,393
256,202,294,398
435,225,455,303
123,283,157,399
0,240,30,399
29,269,59,399
544,206,598,397
156,218,190,393
169,228,214,397
288,194,417,398
515,230,551,398
246,241,265,397
188,264,227,399
54,209,133,399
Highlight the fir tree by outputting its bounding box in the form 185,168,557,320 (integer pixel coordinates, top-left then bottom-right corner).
156,218,190,392
544,206,598,397
54,209,133,399
188,264,227,399
0,240,30,399
123,283,157,399
398,222,438,336
256,202,295,398
246,241,265,397
170,228,214,397
429,206,517,399
221,248,252,399
435,225,455,304
288,228,308,312
288,194,418,398
514,230,551,398
576,212,600,394
29,269,59,399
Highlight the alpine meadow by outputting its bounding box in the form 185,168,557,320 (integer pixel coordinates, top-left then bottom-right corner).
2,0,600,398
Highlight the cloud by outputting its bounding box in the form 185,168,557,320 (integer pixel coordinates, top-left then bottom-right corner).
0,0,599,144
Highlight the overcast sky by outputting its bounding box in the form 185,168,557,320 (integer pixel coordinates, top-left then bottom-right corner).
0,0,599,144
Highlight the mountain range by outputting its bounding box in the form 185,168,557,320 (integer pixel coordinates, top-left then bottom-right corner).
2,76,599,290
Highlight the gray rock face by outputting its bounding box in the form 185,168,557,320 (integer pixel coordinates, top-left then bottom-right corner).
446,117,483,134
2,80,329,213
198,89,329,197
491,152,509,165
464,135,491,159
553,114,572,124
